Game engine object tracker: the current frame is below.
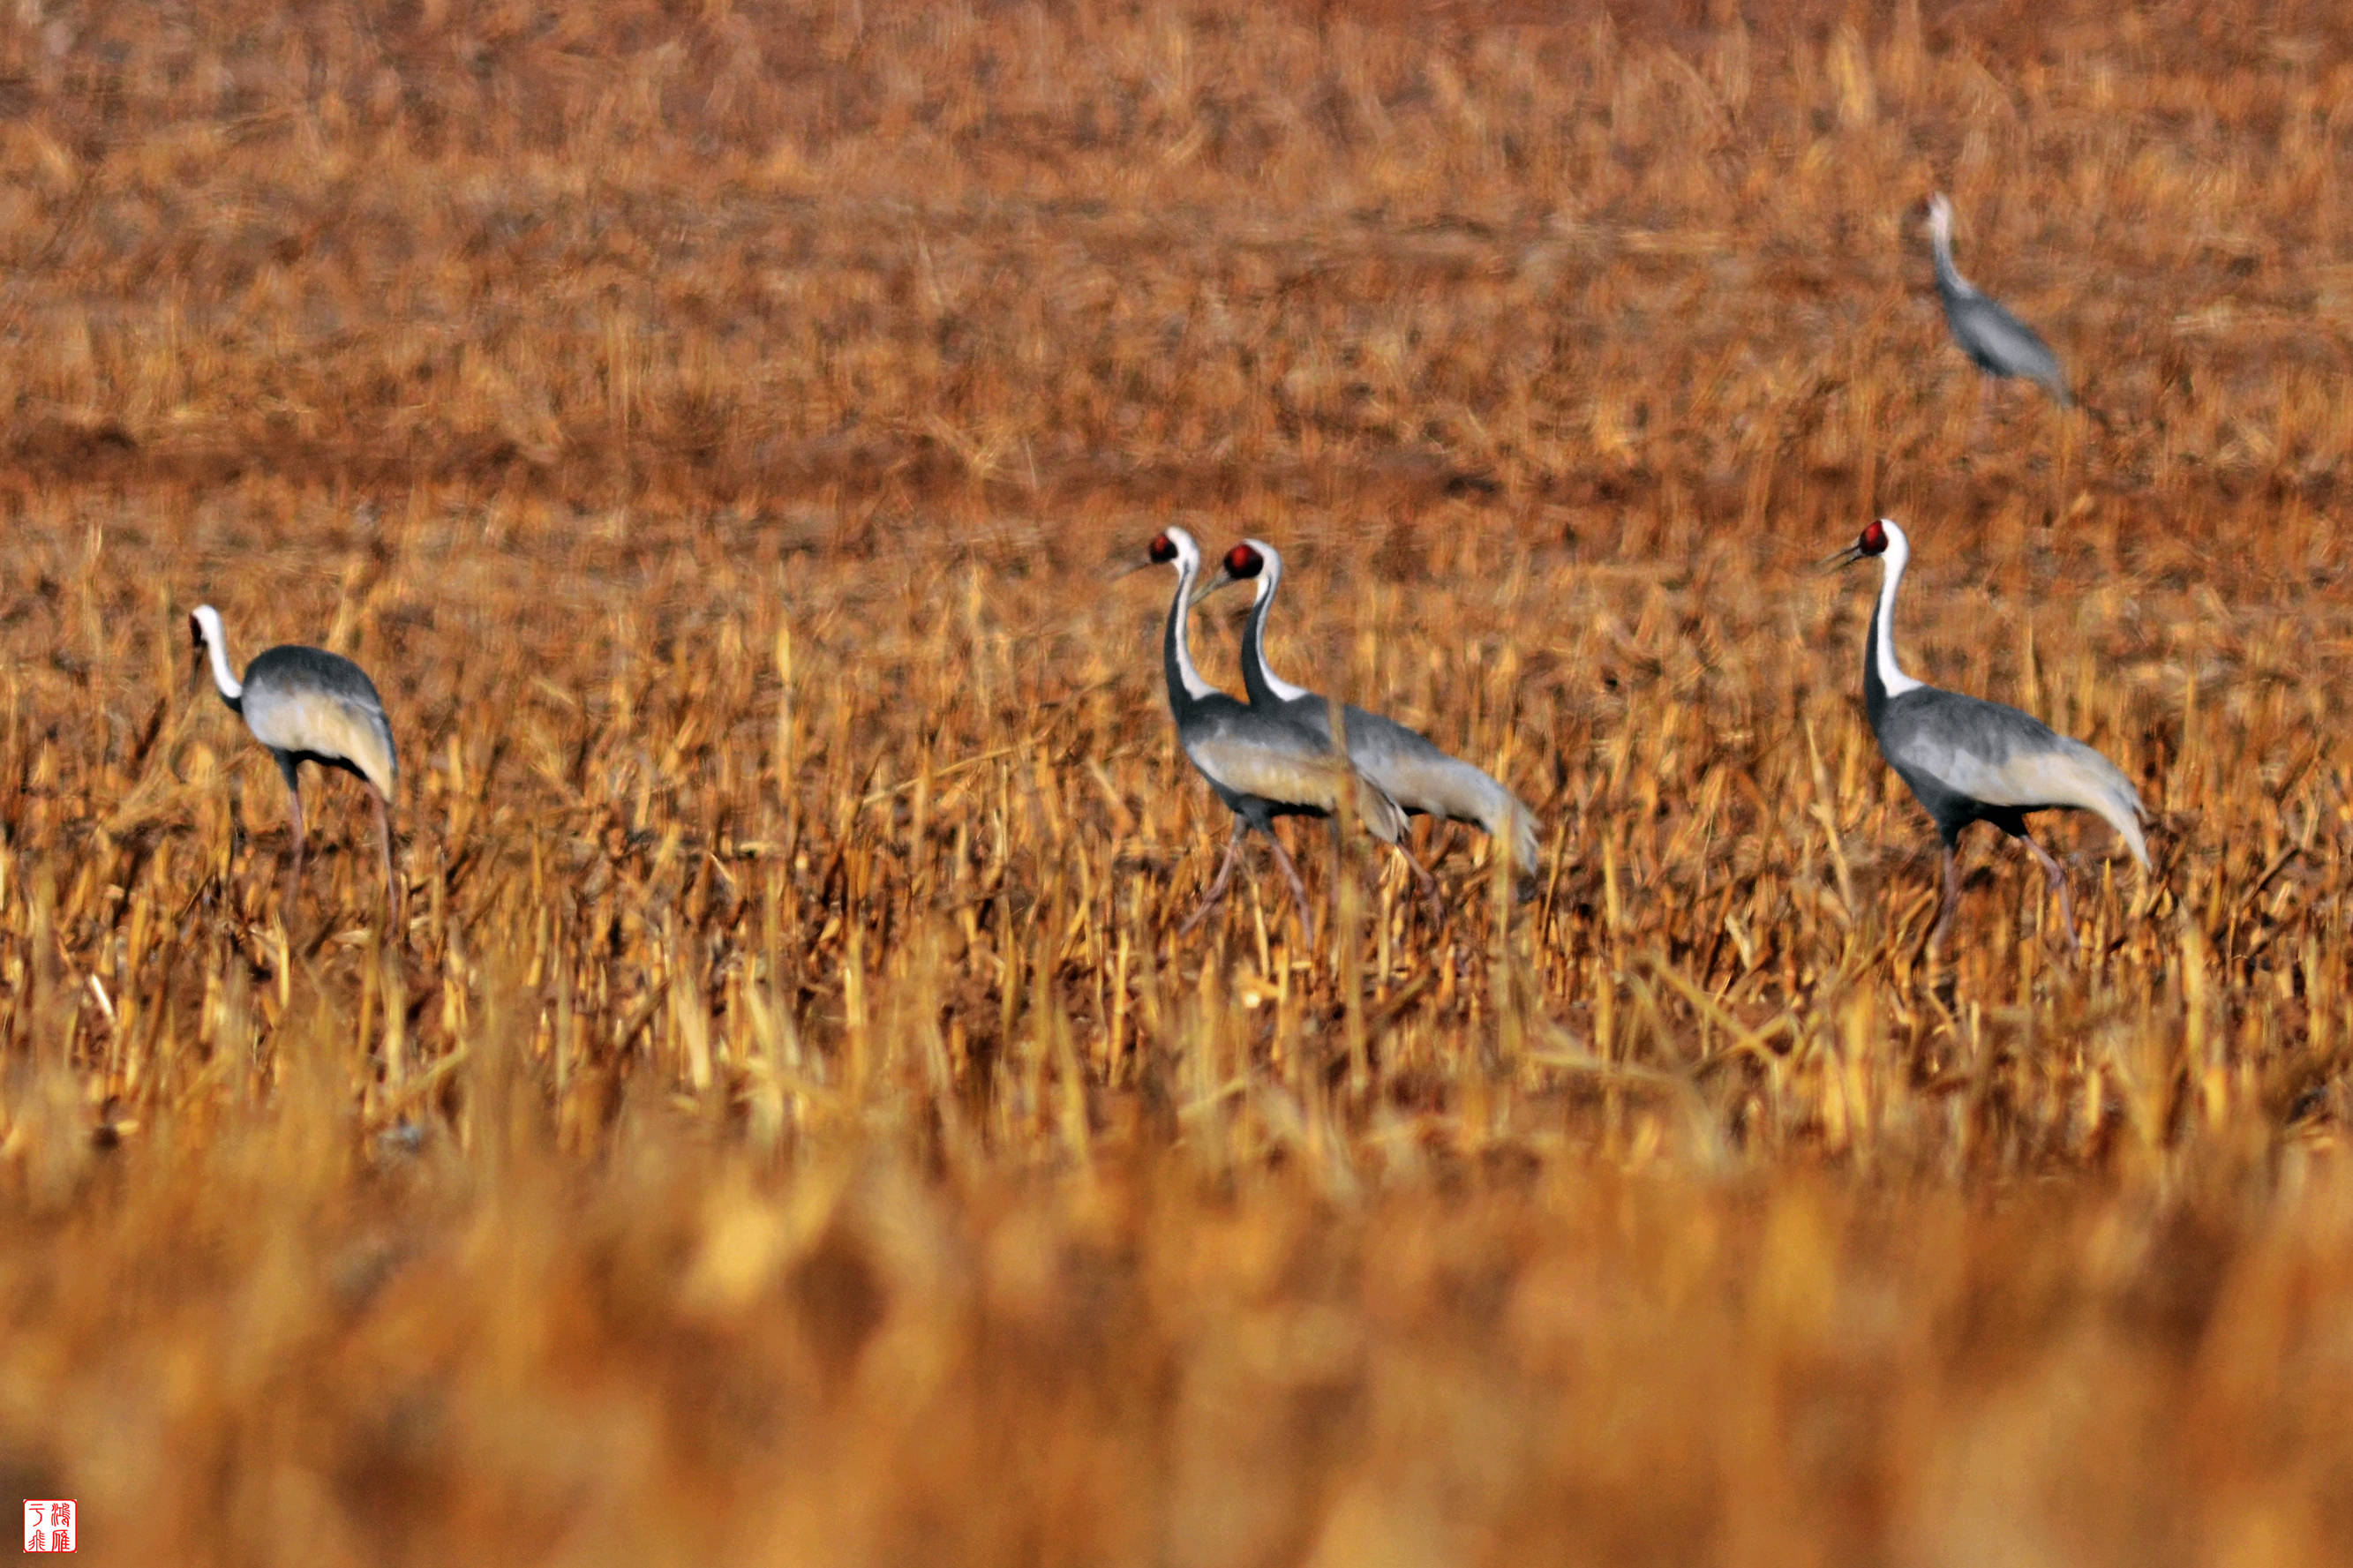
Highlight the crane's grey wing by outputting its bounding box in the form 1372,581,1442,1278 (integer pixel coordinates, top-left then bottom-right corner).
1185,720,1406,843
1947,293,2070,401
1884,693,2146,866
246,644,387,708
1333,706,1444,764
1296,701,1541,869
242,645,399,796
1349,727,1538,868
1343,763,1409,843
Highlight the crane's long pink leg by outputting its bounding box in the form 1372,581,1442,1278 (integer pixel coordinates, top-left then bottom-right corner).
1177,822,1247,937
2016,832,2079,952
373,790,402,927
277,758,306,915
1333,818,1443,927
1390,838,1443,923
1930,844,1961,951
1263,830,1318,949
1327,817,1343,927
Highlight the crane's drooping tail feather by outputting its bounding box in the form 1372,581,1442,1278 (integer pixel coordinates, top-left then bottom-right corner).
2004,739,2149,870
2064,742,2149,870
1434,754,1541,875
1507,799,1542,877
2108,804,2150,871
1349,766,1410,845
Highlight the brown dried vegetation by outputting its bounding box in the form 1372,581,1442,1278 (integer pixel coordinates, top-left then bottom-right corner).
4,0,2353,1562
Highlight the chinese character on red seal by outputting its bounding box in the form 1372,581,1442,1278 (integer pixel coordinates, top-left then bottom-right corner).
24,1500,76,1552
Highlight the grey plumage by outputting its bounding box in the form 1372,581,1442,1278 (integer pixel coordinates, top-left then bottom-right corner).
1137,529,1405,945
1192,539,1543,893
1179,709,1407,844
1927,192,2072,407
192,604,402,921
1833,518,2146,951
1874,694,2146,869
240,646,399,798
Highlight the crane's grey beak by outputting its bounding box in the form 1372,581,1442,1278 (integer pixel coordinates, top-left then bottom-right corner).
1186,566,1240,609
1104,558,1158,582
1820,542,1867,573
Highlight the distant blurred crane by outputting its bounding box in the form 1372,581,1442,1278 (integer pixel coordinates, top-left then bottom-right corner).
1828,518,2146,951
191,605,402,922
1926,192,2075,411
1130,528,1407,945
1190,539,1541,909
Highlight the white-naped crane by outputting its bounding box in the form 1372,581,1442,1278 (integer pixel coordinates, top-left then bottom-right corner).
190,604,402,922
1190,539,1542,903
1829,518,2146,951
1129,528,1408,945
1926,192,2075,410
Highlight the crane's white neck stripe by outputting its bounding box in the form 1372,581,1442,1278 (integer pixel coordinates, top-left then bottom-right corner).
1875,529,1924,697
1249,551,1312,703
1169,544,1215,702
1929,221,1978,298
195,607,243,702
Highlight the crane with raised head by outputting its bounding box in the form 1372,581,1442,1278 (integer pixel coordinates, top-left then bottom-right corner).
1129,528,1407,945
1926,191,2075,410
1189,539,1541,904
190,604,402,922
1828,518,2146,951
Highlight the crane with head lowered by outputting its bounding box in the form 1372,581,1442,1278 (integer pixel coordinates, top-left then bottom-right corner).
190,604,402,923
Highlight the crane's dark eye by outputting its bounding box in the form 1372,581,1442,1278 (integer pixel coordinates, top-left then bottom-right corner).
1225,544,1261,577
1860,520,1888,554
1147,534,1176,563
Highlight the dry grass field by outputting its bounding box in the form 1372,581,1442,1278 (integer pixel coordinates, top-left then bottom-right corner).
4,0,2353,1560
